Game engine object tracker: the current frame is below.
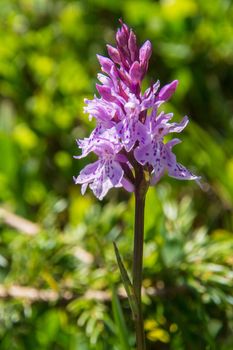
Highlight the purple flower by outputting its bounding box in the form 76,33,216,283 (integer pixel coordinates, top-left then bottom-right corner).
74,21,200,199
74,139,130,200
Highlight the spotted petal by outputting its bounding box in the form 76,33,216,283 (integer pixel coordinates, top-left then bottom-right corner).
134,143,153,165
89,160,123,200
90,173,112,200
106,160,124,186
73,161,99,184
168,162,200,181
168,116,189,134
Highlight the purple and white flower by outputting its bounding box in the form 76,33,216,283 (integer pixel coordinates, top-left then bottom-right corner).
74,21,200,199
74,139,129,200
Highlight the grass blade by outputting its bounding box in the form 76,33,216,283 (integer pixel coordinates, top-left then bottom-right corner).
112,286,131,350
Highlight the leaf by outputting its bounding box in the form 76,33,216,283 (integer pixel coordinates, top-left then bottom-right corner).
112,287,131,350
113,241,138,320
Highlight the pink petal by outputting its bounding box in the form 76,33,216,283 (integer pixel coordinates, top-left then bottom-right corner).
158,80,178,101
96,55,114,75
97,73,112,87
139,40,152,65
128,30,138,61
107,45,121,64
116,26,128,47
96,84,115,102
129,61,142,83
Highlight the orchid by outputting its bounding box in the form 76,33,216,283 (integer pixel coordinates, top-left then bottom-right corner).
74,20,201,350
74,21,200,200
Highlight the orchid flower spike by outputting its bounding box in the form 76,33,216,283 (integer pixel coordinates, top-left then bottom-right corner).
74,20,201,199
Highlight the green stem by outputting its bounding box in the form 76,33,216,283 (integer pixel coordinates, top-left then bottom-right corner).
133,169,148,350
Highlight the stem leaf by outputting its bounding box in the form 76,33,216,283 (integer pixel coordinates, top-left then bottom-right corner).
113,241,138,319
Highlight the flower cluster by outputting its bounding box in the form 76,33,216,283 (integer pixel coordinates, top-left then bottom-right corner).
74,21,200,200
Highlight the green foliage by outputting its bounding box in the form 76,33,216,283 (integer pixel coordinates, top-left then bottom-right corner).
0,0,233,349
112,287,132,350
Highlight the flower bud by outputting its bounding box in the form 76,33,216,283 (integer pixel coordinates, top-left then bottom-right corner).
97,55,114,75
128,30,138,62
129,61,142,84
139,40,152,66
96,84,115,102
107,45,121,64
158,80,179,101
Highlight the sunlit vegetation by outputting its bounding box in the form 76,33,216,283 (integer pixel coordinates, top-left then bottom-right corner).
0,0,233,349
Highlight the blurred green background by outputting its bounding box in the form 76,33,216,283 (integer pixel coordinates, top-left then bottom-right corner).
0,0,233,349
